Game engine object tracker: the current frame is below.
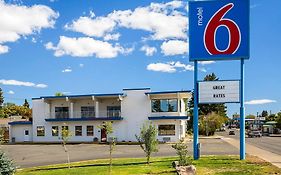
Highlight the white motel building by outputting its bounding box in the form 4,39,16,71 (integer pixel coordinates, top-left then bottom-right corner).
9,88,191,143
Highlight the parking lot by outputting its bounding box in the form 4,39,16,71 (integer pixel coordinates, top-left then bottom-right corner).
2,138,239,168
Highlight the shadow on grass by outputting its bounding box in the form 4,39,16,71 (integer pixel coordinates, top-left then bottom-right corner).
27,159,175,172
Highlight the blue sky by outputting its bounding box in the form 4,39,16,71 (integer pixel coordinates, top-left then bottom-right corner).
0,0,280,117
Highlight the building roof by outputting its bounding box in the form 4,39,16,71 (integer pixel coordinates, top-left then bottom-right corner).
32,93,124,100
8,121,32,125
145,90,191,95
148,116,189,120
45,117,123,122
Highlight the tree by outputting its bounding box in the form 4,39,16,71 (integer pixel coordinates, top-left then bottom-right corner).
172,139,190,166
0,88,3,108
187,73,227,131
199,112,227,136
23,99,29,108
0,150,16,175
99,122,115,174
135,122,158,164
266,114,276,122
60,125,72,169
261,110,268,118
276,112,281,129
246,114,256,119
55,92,65,96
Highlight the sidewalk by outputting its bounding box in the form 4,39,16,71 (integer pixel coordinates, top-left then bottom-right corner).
222,137,281,168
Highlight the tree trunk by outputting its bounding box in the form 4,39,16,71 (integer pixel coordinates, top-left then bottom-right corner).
63,144,70,169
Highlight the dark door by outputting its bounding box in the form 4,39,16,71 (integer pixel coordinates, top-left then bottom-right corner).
101,128,107,142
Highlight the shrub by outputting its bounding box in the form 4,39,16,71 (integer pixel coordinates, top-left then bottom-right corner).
0,150,16,175
172,139,191,166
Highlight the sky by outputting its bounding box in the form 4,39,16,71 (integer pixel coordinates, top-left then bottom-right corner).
0,0,281,117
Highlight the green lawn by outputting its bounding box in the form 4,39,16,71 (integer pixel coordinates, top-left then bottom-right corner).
16,156,281,175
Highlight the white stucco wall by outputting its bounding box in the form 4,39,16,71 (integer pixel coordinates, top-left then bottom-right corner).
26,89,190,143
10,125,33,142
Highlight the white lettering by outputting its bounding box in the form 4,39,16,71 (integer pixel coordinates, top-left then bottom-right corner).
197,7,203,26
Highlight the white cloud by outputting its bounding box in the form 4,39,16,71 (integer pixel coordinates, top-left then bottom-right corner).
65,16,116,38
103,33,120,41
245,99,277,105
7,90,15,94
62,68,72,73
140,45,157,56
79,63,84,68
161,40,188,56
0,44,9,54
0,79,47,88
198,61,215,65
45,36,133,58
64,1,187,41
147,61,195,73
109,1,187,40
0,1,58,54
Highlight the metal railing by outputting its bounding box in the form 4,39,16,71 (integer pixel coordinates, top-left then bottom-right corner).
47,110,121,119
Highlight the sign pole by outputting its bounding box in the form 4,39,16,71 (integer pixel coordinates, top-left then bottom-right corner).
193,60,199,160
240,58,246,160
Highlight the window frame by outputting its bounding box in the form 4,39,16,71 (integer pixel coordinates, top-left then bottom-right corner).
52,126,59,137
87,125,94,136
158,124,176,136
37,126,45,137
75,126,83,136
81,106,95,118
151,99,178,113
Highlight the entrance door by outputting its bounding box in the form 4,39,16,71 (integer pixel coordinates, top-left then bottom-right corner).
24,130,30,142
101,128,107,142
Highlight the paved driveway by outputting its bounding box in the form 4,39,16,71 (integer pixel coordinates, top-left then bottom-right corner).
1,138,239,168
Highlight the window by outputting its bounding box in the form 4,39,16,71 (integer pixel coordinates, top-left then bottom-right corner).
75,126,82,136
107,106,121,117
37,126,45,136
52,126,59,136
55,107,69,119
87,126,94,136
81,106,95,118
158,125,175,136
151,99,178,112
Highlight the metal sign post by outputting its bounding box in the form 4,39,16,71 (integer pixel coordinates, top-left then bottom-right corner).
189,0,249,160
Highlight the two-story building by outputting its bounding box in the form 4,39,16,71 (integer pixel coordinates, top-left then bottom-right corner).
9,88,191,143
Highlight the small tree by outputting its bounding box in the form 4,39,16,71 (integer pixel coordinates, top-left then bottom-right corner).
99,122,115,174
135,122,158,164
172,139,191,166
0,150,16,175
55,92,65,96
0,88,4,108
60,125,72,169
23,99,30,108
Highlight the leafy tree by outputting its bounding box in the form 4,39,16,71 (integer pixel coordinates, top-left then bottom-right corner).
261,110,268,118
23,99,30,108
55,92,65,96
276,112,281,129
0,88,3,108
246,114,256,119
135,122,158,164
0,150,16,175
99,122,115,174
266,114,276,122
172,139,190,166
199,112,227,136
187,73,227,131
60,125,72,169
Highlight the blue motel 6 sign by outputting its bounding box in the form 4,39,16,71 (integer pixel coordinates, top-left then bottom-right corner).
189,0,250,61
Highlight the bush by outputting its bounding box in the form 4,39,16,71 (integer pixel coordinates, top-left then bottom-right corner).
172,139,191,166
0,150,16,175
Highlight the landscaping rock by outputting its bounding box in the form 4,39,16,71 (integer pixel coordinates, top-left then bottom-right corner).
175,165,196,175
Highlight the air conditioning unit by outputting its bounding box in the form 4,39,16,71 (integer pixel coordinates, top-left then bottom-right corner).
162,137,171,142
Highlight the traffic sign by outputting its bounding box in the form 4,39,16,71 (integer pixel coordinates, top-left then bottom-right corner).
189,0,250,61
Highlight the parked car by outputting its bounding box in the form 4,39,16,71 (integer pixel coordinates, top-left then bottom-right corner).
248,130,262,138
229,130,235,135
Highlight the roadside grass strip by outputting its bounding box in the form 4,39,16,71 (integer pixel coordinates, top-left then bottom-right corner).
16,156,281,175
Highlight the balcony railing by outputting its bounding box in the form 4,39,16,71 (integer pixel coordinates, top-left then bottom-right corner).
47,110,121,119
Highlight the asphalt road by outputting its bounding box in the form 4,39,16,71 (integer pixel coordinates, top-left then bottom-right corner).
1,138,238,168
217,129,281,156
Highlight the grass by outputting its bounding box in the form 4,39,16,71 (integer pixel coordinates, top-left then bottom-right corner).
16,155,281,175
